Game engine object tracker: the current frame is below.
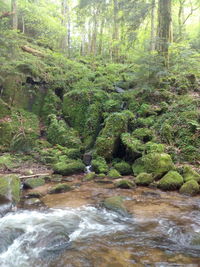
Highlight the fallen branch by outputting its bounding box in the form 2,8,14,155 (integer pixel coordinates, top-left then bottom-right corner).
19,173,52,179
0,12,15,19
21,45,44,57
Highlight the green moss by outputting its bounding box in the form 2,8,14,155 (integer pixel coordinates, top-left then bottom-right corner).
91,156,108,174
115,180,135,189
0,99,11,119
48,183,72,194
0,174,20,203
135,173,154,186
114,161,132,175
95,111,131,160
103,196,127,215
108,169,121,179
132,128,154,142
24,177,45,189
84,172,96,181
183,166,200,183
158,171,183,190
180,180,199,196
132,153,174,177
97,173,106,178
53,160,85,175
47,115,82,148
0,154,16,169
103,99,122,113
121,133,144,157
145,142,165,154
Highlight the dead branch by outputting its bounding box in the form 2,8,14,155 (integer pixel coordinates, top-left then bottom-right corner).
21,45,44,57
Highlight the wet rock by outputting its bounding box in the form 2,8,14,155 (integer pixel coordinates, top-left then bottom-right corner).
62,177,74,182
24,177,45,189
0,174,20,203
91,156,108,174
48,184,72,194
180,180,199,196
103,196,128,216
24,198,42,205
115,180,135,189
0,228,24,253
158,171,183,190
50,174,63,183
53,160,85,176
25,191,42,199
83,152,92,165
0,198,12,217
135,173,154,186
141,191,161,198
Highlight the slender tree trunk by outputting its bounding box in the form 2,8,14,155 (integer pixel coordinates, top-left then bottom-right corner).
157,0,172,67
98,18,105,55
11,0,18,30
90,13,98,56
22,15,25,34
67,2,71,57
61,0,67,51
150,0,156,51
112,0,119,61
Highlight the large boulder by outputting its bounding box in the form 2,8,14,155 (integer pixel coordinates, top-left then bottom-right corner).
132,153,174,177
91,156,108,174
53,159,85,175
135,173,154,186
0,175,20,203
180,180,199,196
103,196,128,216
158,171,183,190
114,161,132,175
24,177,45,189
182,166,200,183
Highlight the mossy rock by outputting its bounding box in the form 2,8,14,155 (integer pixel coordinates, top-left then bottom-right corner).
183,166,200,183
108,169,121,179
84,172,96,181
115,180,135,189
103,196,127,216
26,191,42,198
132,128,154,142
24,198,42,206
91,156,108,174
114,161,132,175
132,153,174,177
0,174,20,203
97,173,106,178
180,180,199,196
0,154,17,169
48,183,72,194
145,142,165,154
121,133,144,159
53,160,85,175
135,173,154,186
158,171,183,190
24,177,45,189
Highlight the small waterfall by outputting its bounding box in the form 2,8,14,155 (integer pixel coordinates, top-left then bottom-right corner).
85,165,92,173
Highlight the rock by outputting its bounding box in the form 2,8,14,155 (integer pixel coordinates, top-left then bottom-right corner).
24,198,42,205
180,180,199,196
50,175,63,183
114,161,132,175
115,180,135,189
48,184,72,194
108,169,121,179
62,177,74,182
53,160,85,176
183,165,200,183
0,174,20,203
103,196,128,216
24,177,45,189
158,171,183,190
97,173,106,178
83,152,92,165
84,172,96,181
132,153,174,177
91,156,108,174
135,173,154,186
0,198,12,217
25,191,42,198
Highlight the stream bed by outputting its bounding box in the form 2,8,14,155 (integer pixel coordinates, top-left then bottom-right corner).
1,182,200,266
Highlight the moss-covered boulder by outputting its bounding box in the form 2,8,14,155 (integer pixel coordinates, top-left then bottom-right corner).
0,175,20,203
84,172,96,181
132,128,154,142
114,161,132,175
132,153,174,177
95,111,132,160
103,196,127,215
121,133,144,160
53,160,85,175
158,171,183,190
135,173,154,186
145,142,165,154
91,156,108,174
108,169,121,179
115,180,135,189
182,166,200,183
24,177,45,189
0,154,17,169
47,115,82,148
48,183,72,194
180,180,199,196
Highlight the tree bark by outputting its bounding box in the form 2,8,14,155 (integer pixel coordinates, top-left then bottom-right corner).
112,0,119,61
150,0,156,51
157,0,172,66
11,0,18,30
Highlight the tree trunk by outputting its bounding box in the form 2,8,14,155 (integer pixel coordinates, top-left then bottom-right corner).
112,0,119,61
157,0,172,66
150,0,156,51
11,0,18,30
98,18,105,55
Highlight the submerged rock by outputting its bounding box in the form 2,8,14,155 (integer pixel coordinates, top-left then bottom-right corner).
180,180,199,196
24,198,42,206
115,180,135,189
48,184,72,194
158,171,183,190
103,196,128,216
0,174,20,203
